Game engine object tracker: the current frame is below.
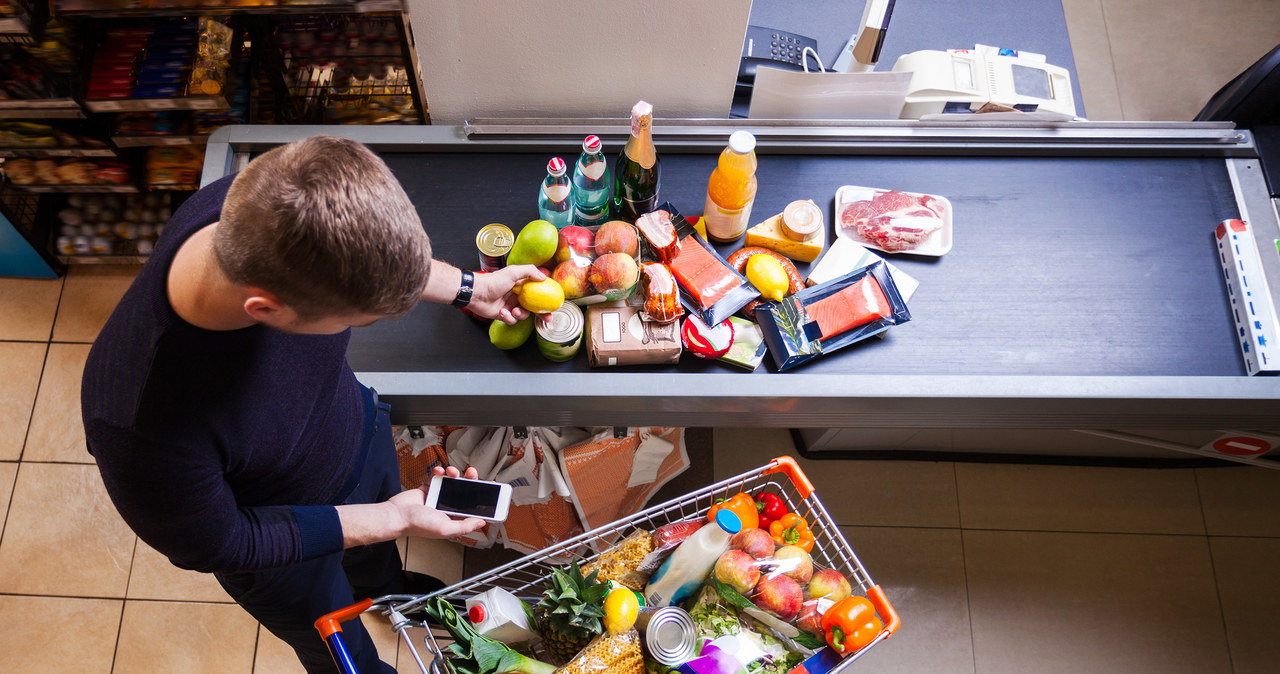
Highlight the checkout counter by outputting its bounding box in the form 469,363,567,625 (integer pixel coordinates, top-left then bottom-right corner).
202,120,1280,466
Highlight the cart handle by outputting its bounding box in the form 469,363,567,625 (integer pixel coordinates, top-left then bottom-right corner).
767,456,815,499
316,598,374,639
867,585,901,636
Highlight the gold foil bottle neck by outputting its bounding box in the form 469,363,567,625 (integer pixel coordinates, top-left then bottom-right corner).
626,100,657,169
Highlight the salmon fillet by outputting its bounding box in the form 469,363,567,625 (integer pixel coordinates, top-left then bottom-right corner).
806,276,891,339
670,238,737,307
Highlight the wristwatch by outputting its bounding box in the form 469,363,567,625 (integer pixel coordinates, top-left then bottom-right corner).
451,270,475,309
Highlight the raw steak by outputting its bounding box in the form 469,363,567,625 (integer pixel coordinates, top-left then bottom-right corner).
840,190,945,252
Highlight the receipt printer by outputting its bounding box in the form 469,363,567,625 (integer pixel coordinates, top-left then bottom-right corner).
891,48,1077,119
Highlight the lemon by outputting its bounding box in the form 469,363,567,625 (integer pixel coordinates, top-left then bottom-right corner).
514,278,565,314
745,254,789,302
489,316,534,350
603,588,640,634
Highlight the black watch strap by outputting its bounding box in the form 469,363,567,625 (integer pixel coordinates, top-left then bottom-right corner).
451,270,475,309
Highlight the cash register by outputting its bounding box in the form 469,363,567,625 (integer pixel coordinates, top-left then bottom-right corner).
891,47,1078,119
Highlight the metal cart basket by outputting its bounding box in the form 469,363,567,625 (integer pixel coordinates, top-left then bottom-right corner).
316,456,900,673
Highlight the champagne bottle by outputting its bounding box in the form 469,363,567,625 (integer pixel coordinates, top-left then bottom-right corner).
613,100,660,222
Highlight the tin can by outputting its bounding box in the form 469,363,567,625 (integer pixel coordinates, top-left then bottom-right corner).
476,223,514,272
633,606,698,666
535,302,584,362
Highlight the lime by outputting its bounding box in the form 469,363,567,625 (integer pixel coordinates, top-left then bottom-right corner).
603,588,640,634
507,219,559,267
514,278,565,314
745,254,789,302
489,316,534,350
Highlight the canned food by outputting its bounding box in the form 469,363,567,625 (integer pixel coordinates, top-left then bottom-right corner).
782,199,823,242
535,302,584,362
476,223,514,272
633,606,698,666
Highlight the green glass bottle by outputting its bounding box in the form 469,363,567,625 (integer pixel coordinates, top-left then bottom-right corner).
612,100,660,222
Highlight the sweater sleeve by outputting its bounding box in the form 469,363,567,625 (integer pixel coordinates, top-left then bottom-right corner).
88,420,344,573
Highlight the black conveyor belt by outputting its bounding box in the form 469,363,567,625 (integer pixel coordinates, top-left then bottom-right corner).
348,151,1242,377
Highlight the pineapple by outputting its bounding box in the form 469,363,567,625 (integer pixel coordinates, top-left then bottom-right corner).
535,561,609,664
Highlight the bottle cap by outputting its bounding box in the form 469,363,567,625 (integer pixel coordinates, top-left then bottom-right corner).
547,157,566,176
713,508,742,535
582,135,602,153
781,200,823,241
728,130,756,154
468,604,486,624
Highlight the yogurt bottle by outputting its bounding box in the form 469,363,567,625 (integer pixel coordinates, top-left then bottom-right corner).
644,509,742,608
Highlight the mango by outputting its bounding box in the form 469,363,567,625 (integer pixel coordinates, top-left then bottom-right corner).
489,316,535,350
507,219,559,267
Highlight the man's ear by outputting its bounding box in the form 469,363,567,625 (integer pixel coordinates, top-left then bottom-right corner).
242,290,293,325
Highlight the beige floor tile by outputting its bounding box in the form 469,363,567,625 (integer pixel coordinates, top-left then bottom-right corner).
396,624,439,673
0,462,135,597
115,600,258,674
24,342,93,463
0,275,63,342
1196,466,1280,537
1061,0,1124,120
51,264,138,343
0,595,122,674
127,538,235,603
0,341,46,461
965,530,1230,674
364,612,406,669
715,428,961,528
1102,0,1280,121
254,625,309,674
838,526,974,673
0,461,15,534
1208,536,1280,674
955,463,1204,534
404,536,466,586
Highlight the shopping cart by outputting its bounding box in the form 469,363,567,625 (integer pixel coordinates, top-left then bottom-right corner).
316,456,900,673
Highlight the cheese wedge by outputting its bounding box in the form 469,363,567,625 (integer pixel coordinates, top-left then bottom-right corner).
745,210,825,263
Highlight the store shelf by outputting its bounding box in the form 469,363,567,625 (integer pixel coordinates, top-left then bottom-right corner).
111,134,208,148
9,183,138,193
58,253,148,264
0,98,86,119
0,15,33,44
85,95,231,113
0,146,116,158
53,0,400,19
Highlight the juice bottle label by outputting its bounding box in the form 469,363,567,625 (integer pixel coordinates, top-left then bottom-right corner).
703,193,754,241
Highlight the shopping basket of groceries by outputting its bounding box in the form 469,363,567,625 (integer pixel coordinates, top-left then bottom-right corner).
316,456,900,674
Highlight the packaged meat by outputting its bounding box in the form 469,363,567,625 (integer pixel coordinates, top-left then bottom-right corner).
755,261,910,372
636,209,679,262
835,185,953,255
659,203,760,327
640,262,684,324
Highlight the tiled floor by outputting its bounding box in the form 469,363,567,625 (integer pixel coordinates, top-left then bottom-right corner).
2,5,1279,671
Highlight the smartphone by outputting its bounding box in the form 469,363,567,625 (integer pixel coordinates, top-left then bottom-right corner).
425,475,512,522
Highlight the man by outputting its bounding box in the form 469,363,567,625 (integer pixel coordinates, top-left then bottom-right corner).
81,136,541,673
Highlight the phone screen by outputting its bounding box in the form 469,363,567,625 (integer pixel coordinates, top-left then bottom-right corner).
435,478,503,518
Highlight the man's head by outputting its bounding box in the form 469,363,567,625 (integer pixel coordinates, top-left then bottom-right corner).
214,136,430,329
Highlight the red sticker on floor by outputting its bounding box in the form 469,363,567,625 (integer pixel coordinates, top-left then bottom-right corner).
1211,436,1272,456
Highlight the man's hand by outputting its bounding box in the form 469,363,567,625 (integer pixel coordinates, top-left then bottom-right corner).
468,265,546,324
386,464,487,539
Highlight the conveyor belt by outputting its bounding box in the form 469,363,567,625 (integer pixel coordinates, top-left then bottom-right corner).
203,123,1280,435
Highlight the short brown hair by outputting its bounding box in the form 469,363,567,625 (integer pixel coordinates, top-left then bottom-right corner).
214,136,431,318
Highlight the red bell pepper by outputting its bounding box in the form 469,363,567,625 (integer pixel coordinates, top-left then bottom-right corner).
821,596,883,657
755,492,788,530
707,492,759,531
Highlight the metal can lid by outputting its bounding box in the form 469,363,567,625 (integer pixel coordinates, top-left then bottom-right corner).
782,199,823,241
729,130,757,154
476,223,514,256
547,156,567,176
582,135,602,153
536,301,584,343
637,607,698,665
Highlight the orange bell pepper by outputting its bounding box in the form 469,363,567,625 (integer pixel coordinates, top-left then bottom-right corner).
707,492,759,531
821,595,883,656
769,513,814,552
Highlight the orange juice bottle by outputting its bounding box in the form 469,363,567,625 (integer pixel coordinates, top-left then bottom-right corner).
702,130,758,242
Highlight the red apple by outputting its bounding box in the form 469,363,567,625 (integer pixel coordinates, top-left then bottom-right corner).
807,568,852,602
552,259,591,300
730,528,775,560
752,574,803,621
593,220,639,256
588,253,639,294
771,545,813,584
714,549,761,595
796,599,826,636
555,225,595,264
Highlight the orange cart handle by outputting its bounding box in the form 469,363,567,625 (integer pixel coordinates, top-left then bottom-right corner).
767,456,815,499
867,585,900,637
315,598,374,639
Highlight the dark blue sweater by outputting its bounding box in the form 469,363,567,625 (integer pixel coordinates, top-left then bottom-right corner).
83,174,362,573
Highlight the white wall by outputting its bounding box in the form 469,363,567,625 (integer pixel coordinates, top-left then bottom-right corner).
405,0,753,123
